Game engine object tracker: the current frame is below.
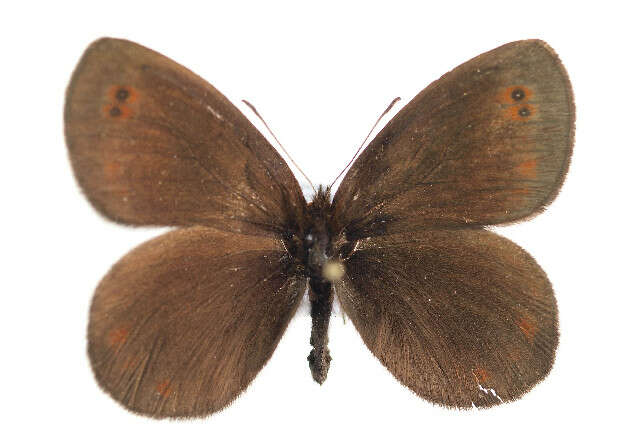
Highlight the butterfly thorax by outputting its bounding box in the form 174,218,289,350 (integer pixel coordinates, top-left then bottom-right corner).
305,187,332,278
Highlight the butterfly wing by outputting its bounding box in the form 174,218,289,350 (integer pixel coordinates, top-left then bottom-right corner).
334,230,557,407
65,38,305,236
332,40,574,238
88,227,305,418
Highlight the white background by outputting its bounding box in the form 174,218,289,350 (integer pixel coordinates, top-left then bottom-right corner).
3,1,638,441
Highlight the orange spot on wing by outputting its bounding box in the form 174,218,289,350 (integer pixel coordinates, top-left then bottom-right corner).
516,159,538,178
510,188,530,197
102,104,112,118
107,327,129,347
497,85,534,104
104,160,123,179
517,316,538,342
155,379,173,398
102,86,137,119
474,368,489,383
508,187,533,206
505,104,536,121
102,103,133,119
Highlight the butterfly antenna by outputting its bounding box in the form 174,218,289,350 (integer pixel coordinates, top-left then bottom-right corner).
329,97,401,190
242,100,315,191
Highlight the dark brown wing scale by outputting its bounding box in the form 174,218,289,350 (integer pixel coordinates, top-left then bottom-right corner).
65,39,309,418
333,230,557,408
65,38,306,237
329,39,573,408
332,40,574,238
66,38,574,416
88,227,305,418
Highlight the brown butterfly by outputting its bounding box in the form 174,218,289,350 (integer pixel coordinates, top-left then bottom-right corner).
65,38,574,418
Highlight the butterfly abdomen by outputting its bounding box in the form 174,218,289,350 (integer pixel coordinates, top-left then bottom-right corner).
308,278,332,384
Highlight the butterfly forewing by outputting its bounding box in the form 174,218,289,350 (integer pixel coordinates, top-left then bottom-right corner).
65,38,306,236
88,227,306,418
332,39,574,238
334,230,557,408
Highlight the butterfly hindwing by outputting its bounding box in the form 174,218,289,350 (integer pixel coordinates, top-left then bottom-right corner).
332,39,574,238
88,227,305,418
334,229,557,408
65,38,305,236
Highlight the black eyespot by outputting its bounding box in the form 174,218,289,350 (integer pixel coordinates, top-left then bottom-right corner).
518,107,530,117
511,88,525,101
110,106,122,117
115,88,129,101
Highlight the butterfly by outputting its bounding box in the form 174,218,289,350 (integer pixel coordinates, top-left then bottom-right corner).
65,38,574,418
